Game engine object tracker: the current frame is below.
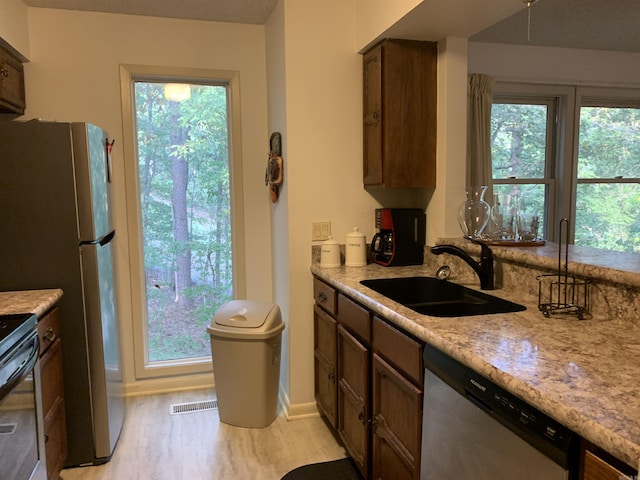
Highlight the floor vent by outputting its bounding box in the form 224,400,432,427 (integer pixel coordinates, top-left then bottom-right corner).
170,399,218,415
0,423,17,435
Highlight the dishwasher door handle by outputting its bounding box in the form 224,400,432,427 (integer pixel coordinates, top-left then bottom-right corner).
465,390,493,413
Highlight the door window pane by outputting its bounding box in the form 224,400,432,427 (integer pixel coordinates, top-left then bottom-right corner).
134,81,233,362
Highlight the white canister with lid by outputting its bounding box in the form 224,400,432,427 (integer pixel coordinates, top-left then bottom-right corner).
345,227,367,267
320,236,341,268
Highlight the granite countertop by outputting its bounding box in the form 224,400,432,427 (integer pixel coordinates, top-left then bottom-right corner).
311,261,640,471
0,289,64,317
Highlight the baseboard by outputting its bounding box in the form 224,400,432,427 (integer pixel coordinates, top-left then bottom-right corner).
123,373,214,397
124,376,320,423
279,388,320,420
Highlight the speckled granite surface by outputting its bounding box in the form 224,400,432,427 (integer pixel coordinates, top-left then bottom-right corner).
0,289,63,318
311,240,640,471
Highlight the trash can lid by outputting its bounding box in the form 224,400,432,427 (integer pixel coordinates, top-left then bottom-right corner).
212,300,279,329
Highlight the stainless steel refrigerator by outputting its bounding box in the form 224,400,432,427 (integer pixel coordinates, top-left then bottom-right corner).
0,120,125,467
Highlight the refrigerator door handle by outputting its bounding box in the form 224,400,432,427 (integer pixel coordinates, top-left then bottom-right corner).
80,229,115,247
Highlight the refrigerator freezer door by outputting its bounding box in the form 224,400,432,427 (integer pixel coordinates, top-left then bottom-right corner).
72,123,112,240
0,120,124,466
80,238,125,460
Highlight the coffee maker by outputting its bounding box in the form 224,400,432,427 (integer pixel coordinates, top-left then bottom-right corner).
371,208,426,266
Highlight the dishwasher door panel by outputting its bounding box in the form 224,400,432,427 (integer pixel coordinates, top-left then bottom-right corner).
421,369,568,480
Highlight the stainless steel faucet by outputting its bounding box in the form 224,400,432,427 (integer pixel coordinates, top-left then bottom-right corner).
430,237,494,290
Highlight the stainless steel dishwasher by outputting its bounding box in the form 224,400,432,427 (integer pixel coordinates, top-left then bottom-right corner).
420,344,579,480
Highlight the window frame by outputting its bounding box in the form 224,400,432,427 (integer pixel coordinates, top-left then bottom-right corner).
492,83,640,247
571,87,640,245
491,83,575,242
119,64,246,380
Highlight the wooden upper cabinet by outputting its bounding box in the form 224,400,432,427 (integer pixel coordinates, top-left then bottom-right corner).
0,43,26,115
363,39,437,188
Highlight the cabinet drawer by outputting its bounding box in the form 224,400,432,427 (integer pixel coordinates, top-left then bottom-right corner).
314,278,337,315
38,308,61,356
338,294,371,343
373,316,423,386
583,450,630,480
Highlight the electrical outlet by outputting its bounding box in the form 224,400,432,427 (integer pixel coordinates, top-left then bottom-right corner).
312,221,331,241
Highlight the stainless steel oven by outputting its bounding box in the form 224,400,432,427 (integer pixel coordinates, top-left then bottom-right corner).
0,313,46,480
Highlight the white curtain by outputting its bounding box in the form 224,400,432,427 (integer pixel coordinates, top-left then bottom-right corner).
467,73,495,198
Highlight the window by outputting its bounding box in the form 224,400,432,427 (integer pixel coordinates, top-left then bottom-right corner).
120,65,246,379
490,84,640,252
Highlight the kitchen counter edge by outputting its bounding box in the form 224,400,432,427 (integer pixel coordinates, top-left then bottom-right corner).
0,289,64,317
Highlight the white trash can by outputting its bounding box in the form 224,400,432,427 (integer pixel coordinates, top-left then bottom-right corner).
207,300,285,428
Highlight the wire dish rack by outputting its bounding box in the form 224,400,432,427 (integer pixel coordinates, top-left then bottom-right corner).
537,219,590,320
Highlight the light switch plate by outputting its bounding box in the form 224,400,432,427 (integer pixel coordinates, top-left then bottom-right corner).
312,221,331,241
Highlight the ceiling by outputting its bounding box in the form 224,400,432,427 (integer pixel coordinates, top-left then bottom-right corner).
470,0,640,53
21,0,640,53
22,0,279,24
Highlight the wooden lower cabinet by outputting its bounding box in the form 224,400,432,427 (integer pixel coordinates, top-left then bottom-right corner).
314,305,337,428
338,324,370,478
38,307,67,480
313,277,424,480
372,354,422,480
581,446,638,480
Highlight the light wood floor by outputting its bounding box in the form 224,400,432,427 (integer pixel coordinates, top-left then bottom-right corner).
60,389,346,480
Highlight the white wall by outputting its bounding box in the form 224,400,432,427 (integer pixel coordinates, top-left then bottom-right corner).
275,0,381,413
0,0,30,59
24,9,272,391
265,0,290,405
428,37,469,245
468,42,640,87
355,0,422,50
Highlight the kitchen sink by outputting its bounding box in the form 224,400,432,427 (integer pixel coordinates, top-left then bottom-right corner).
360,276,526,317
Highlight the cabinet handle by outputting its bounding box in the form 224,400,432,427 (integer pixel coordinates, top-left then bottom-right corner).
358,409,365,423
0,68,8,78
364,111,380,126
328,371,335,381
43,327,57,342
318,292,327,303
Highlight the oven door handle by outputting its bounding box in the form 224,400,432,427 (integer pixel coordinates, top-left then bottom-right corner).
0,333,39,401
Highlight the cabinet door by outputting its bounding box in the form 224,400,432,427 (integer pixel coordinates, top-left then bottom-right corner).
362,39,437,188
338,324,370,478
372,353,422,480
314,305,337,428
40,337,68,480
0,46,25,114
363,43,383,185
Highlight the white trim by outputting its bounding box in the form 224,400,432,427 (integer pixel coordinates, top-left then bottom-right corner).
122,373,214,398
119,64,246,381
278,386,320,421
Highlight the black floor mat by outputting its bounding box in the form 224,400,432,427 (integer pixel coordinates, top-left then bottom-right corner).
281,458,361,480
